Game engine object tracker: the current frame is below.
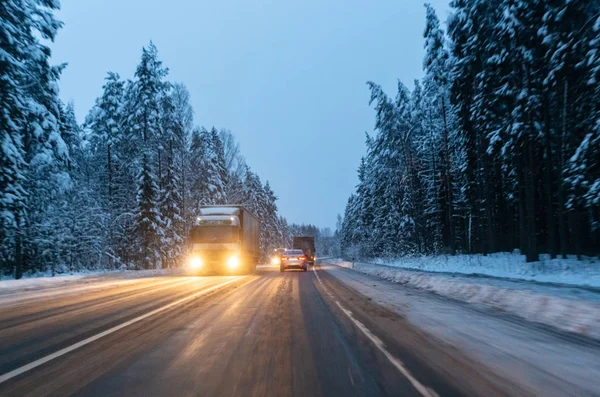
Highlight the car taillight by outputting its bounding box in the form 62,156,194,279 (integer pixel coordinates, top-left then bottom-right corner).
281,257,289,261
299,256,306,261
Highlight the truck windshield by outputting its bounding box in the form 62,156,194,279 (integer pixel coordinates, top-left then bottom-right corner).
190,226,239,243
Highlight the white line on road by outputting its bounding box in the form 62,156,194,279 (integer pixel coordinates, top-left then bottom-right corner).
312,265,438,397
0,276,244,384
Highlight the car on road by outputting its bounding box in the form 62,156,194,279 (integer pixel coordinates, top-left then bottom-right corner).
280,249,308,272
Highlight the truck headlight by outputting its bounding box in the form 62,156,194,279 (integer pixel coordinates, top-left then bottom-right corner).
227,255,240,269
190,257,202,269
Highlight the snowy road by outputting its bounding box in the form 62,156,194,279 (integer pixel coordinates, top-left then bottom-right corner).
0,264,541,396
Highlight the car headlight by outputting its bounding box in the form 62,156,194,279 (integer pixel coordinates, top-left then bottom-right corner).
227,255,240,269
190,257,202,269
271,256,280,265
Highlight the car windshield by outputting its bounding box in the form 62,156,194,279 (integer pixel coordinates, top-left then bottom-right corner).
189,226,238,243
285,249,304,256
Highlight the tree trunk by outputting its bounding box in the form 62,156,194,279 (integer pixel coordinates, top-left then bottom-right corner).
158,149,162,192
483,154,495,253
518,158,527,255
400,136,421,253
181,154,186,230
468,211,472,253
431,127,440,251
107,143,112,200
574,210,583,260
475,125,487,255
525,139,539,262
558,79,568,259
15,232,23,280
543,96,557,258
441,96,456,255
427,107,440,252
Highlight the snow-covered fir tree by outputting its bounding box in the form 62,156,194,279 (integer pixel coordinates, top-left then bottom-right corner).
189,127,228,210
134,154,163,269
341,0,600,262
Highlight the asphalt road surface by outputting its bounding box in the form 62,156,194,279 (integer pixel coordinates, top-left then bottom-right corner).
0,264,524,397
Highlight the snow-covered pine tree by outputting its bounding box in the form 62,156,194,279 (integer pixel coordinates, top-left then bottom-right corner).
411,80,442,253
448,0,491,254
339,1,600,262
188,127,228,212
169,84,194,232
278,216,291,248
241,167,267,255
219,129,247,203
57,103,111,272
189,127,207,213
123,42,170,268
86,72,124,202
135,154,163,269
423,3,457,254
157,88,188,268
0,1,38,274
352,157,369,254
546,2,600,258
365,81,422,257
210,127,229,203
261,181,284,255
159,140,185,268
5,0,68,278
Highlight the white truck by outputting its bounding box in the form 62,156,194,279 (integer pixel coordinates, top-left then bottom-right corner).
188,206,260,275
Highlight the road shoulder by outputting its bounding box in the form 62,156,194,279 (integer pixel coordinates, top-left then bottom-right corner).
311,264,531,397
318,262,600,396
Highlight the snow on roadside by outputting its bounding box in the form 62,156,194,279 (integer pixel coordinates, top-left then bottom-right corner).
0,268,185,293
0,274,92,290
335,260,600,340
368,252,600,288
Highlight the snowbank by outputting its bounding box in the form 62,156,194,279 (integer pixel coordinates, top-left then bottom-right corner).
335,260,600,339
0,268,185,292
369,252,600,288
0,274,91,290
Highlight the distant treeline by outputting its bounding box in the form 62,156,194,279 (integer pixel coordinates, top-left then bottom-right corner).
286,223,342,258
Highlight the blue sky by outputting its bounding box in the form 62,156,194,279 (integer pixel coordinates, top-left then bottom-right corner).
52,0,451,229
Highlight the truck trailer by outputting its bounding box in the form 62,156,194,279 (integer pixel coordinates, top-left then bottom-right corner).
188,206,260,274
293,236,316,266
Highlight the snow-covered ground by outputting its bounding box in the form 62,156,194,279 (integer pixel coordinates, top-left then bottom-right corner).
0,269,104,282
0,268,186,296
320,263,600,396
368,252,600,288
335,259,600,340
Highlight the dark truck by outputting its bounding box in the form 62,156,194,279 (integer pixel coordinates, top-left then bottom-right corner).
293,236,316,266
188,205,260,274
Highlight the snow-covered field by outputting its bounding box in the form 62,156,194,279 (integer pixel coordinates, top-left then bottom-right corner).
369,252,600,288
335,259,600,340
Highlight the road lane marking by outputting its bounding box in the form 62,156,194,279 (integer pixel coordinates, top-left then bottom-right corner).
312,265,438,397
0,276,243,384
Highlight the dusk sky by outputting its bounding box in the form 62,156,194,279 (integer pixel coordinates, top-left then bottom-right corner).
52,0,451,229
